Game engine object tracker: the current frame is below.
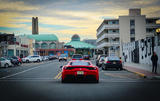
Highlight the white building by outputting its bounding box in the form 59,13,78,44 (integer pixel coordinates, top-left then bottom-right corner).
96,8,160,57
7,35,35,57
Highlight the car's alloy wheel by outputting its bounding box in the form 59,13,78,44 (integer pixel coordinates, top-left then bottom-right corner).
5,63,9,68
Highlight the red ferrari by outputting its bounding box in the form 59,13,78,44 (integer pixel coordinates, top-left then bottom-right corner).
61,60,99,83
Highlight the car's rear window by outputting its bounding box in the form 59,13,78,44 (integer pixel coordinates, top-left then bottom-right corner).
70,61,90,66
72,55,82,58
108,56,120,60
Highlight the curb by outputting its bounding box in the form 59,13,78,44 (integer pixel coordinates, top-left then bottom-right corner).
124,68,147,78
133,71,147,78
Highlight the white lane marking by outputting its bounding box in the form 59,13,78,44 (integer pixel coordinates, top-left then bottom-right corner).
0,80,57,82
0,65,43,79
0,78,57,82
100,78,144,82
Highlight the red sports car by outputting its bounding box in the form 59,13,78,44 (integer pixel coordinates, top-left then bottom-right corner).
61,60,99,83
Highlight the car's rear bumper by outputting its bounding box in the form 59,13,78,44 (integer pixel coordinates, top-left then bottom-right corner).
59,58,67,60
62,71,99,81
104,64,122,68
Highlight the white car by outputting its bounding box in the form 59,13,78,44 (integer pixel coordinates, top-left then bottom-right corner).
42,56,49,61
0,57,12,68
59,54,67,62
22,55,42,63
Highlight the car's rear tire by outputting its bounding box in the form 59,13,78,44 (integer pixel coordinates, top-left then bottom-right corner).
120,67,123,71
61,79,66,83
4,63,9,68
102,64,105,70
96,62,98,66
26,60,29,63
37,59,40,62
102,66,104,70
95,79,99,83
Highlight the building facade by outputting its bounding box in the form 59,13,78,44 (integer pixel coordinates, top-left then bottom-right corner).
96,8,160,57
122,34,160,73
25,34,74,56
5,35,35,58
0,33,14,57
65,34,96,57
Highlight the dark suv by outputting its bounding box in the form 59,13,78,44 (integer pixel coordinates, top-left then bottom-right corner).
72,54,83,60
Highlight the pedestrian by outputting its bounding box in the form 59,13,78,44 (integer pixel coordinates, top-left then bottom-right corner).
151,52,158,74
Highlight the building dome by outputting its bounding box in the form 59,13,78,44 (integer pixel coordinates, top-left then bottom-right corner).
27,34,58,41
71,34,80,41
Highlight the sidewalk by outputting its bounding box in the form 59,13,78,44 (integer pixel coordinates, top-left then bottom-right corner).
124,62,160,79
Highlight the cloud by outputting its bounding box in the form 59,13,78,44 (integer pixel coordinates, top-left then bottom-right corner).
0,0,160,42
0,1,39,12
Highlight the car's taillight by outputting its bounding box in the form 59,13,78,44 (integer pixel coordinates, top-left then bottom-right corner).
79,58,83,60
106,61,111,63
72,59,76,60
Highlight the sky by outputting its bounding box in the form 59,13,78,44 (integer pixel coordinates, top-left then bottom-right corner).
0,0,160,42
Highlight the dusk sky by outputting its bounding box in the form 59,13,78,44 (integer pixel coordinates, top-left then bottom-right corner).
0,0,160,42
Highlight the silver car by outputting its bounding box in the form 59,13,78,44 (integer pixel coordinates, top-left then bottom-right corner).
0,57,12,68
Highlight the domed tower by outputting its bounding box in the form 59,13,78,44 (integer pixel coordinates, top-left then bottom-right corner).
71,34,80,41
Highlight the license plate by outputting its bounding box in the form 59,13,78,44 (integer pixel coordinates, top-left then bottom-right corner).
77,71,84,75
113,62,116,64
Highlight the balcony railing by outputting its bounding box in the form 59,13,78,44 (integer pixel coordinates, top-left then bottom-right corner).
146,32,154,37
96,41,120,49
96,33,120,43
97,24,119,36
145,24,160,28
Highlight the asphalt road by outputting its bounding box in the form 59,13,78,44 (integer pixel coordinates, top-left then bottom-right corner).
0,60,160,101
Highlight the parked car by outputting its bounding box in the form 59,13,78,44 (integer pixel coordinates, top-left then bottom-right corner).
102,56,123,70
22,55,42,63
96,57,105,67
59,54,67,62
72,54,83,60
83,55,90,60
42,56,49,61
48,55,58,60
7,56,20,66
61,60,99,83
0,57,12,68
96,55,106,66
